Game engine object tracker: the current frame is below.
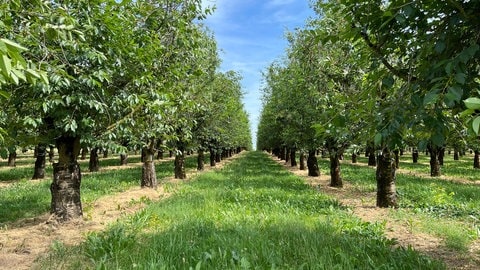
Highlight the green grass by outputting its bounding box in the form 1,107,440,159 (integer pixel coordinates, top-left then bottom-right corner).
0,155,197,225
38,151,444,269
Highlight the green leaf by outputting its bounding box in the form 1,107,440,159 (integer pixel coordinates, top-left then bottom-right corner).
463,97,480,110
446,85,463,102
431,133,444,147
0,38,27,52
423,91,439,106
455,73,466,85
0,89,10,99
374,133,382,146
434,41,446,54
0,54,12,77
473,116,480,134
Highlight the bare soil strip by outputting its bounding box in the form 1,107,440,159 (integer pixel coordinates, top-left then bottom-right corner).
0,154,242,270
272,156,480,270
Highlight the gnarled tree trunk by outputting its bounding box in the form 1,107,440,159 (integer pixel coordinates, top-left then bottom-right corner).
8,150,16,167
120,153,128,165
351,151,357,164
50,136,82,221
32,144,47,179
376,148,397,208
307,150,320,177
412,148,419,163
89,147,99,172
141,141,157,188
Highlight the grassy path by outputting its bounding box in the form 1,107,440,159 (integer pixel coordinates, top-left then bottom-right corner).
37,151,443,269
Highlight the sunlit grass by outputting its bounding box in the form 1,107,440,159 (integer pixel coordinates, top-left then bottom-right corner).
38,152,444,269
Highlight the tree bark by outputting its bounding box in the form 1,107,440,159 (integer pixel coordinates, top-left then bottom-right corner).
376,148,397,208
209,148,216,167
329,151,342,187
32,144,47,179
197,149,205,171
474,150,480,169
50,136,82,221
290,148,297,167
438,147,445,166
307,150,320,177
367,142,376,166
7,151,16,167
412,148,419,163
88,147,99,172
80,147,87,160
141,142,157,188
215,150,221,163
103,149,108,158
49,145,55,163
120,153,128,165
175,149,186,179
428,144,441,177
351,152,357,164
299,152,306,170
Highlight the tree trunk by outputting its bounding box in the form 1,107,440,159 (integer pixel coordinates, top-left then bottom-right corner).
393,149,400,169
32,144,47,179
8,151,16,167
120,153,128,165
50,136,82,221
307,150,320,176
329,152,342,187
157,150,164,160
412,149,419,163
439,147,445,166
428,144,441,177
453,149,459,161
474,150,480,169
215,150,221,163
280,147,286,160
290,148,297,167
169,150,173,158
351,152,357,163
367,145,376,166
197,149,205,171
376,148,397,208
299,152,306,170
88,147,99,172
209,148,216,167
103,149,108,158
141,142,157,188
80,147,87,160
175,149,186,179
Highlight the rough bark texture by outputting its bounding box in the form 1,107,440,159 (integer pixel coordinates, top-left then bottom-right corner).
412,149,419,163
141,143,157,188
32,144,47,179
80,147,87,160
329,152,342,187
438,147,445,166
299,152,306,170
174,150,186,179
376,149,398,208
474,150,480,169
290,148,297,167
307,150,320,177
197,149,205,171
50,136,82,221
88,148,99,172
209,148,216,167
7,151,16,167
215,151,221,163
428,145,441,177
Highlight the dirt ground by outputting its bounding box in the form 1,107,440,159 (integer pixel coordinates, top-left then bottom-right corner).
0,155,238,270
273,156,480,270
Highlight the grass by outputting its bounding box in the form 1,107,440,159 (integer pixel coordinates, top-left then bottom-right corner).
38,151,444,269
323,154,480,252
0,154,196,225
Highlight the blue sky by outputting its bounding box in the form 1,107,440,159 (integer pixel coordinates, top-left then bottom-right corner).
201,0,314,148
